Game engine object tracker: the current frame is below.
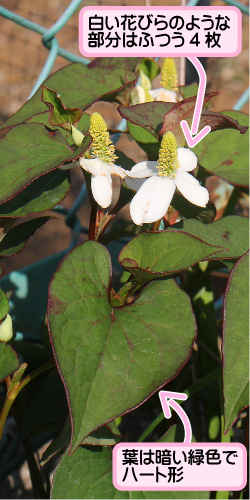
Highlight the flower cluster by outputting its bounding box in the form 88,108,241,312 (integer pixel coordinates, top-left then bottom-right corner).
131,57,180,105
79,112,128,209
78,112,209,226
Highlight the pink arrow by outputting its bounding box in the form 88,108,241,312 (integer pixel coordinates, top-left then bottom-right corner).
180,57,211,148
159,390,192,443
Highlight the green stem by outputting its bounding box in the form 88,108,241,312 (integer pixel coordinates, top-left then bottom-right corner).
0,361,55,441
138,366,221,442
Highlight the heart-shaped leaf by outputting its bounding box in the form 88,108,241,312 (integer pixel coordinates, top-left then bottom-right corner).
169,216,249,261
192,111,249,187
0,169,69,218
51,446,209,499
0,343,20,382
119,231,226,284
222,252,249,433
0,123,90,204
48,241,196,452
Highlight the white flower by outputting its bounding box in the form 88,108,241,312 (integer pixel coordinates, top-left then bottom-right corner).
79,112,127,208
79,157,126,208
125,131,209,226
149,88,177,103
132,85,177,104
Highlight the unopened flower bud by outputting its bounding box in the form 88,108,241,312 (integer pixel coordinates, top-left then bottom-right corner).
0,314,13,342
71,125,84,147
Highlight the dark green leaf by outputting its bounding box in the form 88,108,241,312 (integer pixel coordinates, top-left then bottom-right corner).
0,216,51,257
2,63,137,129
127,122,160,160
0,169,70,218
48,241,196,451
223,252,249,433
180,83,198,99
0,343,20,382
51,446,209,499
119,231,226,284
169,216,249,260
0,289,9,321
193,111,249,187
0,123,90,204
138,58,160,81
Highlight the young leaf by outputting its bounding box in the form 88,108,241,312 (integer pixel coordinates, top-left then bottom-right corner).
48,241,197,452
0,343,20,382
42,86,83,131
119,231,226,284
222,252,249,433
138,58,160,81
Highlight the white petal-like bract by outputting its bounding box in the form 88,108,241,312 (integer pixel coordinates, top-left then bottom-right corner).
177,148,198,172
175,172,209,207
149,88,177,102
130,175,175,225
91,170,112,208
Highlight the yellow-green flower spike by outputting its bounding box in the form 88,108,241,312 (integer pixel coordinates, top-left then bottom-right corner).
157,131,179,178
88,112,118,163
160,58,178,91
